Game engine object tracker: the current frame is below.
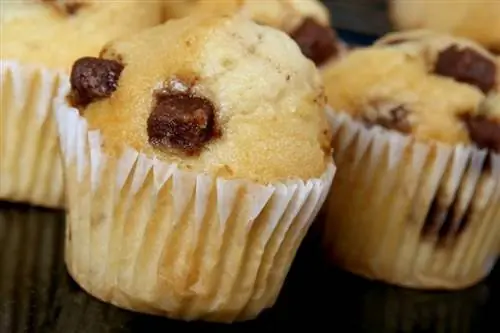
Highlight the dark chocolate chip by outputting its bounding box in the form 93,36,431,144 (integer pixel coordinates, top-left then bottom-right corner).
147,92,218,155
41,0,84,15
422,190,473,246
383,38,409,46
421,149,495,246
64,3,83,15
434,45,497,93
461,114,500,153
363,105,412,134
289,17,339,66
482,152,493,173
489,47,500,56
69,57,124,108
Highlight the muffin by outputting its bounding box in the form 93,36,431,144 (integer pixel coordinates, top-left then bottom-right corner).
189,0,345,68
390,0,500,53
0,0,162,208
322,31,500,289
163,0,199,20
54,13,335,322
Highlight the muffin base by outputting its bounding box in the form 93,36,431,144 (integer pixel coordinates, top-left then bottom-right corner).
324,111,500,290
0,61,65,208
56,95,335,322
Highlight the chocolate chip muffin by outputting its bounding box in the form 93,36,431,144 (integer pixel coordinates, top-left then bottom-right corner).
0,0,162,208
321,31,500,290
2,0,162,70
55,13,335,322
390,0,500,53
163,0,199,20
190,0,345,67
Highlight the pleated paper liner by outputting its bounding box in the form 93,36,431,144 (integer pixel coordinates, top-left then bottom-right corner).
0,203,496,332
323,111,500,290
54,92,335,322
0,61,66,208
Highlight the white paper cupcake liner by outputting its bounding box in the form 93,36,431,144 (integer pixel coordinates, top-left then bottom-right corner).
0,61,66,208
54,91,335,322
323,110,500,290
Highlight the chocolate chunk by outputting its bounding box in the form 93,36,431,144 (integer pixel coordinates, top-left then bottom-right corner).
64,3,83,15
384,38,408,46
482,152,493,173
147,92,218,155
289,17,339,66
381,36,421,46
41,0,84,15
434,45,497,93
363,105,412,134
69,57,124,107
489,47,500,56
461,114,500,153
422,187,474,246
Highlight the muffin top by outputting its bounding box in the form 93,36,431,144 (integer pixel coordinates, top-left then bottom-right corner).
323,30,500,152
390,0,500,52
68,14,332,184
1,0,162,70
190,0,340,66
163,0,199,20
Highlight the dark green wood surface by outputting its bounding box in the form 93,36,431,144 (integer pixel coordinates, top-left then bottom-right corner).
1,2,499,332
326,0,391,36
0,203,498,333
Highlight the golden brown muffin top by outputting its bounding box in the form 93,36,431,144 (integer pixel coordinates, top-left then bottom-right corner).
68,13,332,184
192,0,329,30
323,30,500,152
188,0,340,67
390,0,500,52
1,0,162,70
163,0,199,20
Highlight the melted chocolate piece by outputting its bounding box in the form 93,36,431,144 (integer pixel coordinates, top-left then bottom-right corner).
461,114,500,153
482,152,494,173
363,105,412,134
383,38,409,46
147,91,218,155
421,151,494,246
41,0,84,15
64,3,83,14
422,194,473,246
69,57,124,108
434,45,497,93
289,18,338,66
489,47,500,56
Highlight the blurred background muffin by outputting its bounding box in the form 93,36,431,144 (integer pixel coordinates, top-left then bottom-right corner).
0,0,162,208
163,0,199,20
55,13,334,322
389,0,500,54
184,0,346,68
321,30,500,290
2,0,162,70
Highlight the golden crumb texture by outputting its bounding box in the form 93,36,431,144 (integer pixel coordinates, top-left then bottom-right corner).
162,0,197,19
323,30,499,146
81,14,332,184
1,0,162,70
390,0,500,51
189,0,329,33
